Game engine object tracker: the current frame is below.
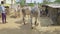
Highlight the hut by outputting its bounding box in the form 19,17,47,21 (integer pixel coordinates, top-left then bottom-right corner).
42,4,60,25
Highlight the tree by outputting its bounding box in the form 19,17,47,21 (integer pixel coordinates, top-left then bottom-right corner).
55,0,60,3
43,0,53,4
4,0,6,4
20,0,26,6
43,0,49,4
11,0,13,9
16,0,26,7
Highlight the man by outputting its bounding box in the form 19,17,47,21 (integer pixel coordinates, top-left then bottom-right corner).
13,5,17,18
45,6,48,16
17,5,21,18
1,1,7,23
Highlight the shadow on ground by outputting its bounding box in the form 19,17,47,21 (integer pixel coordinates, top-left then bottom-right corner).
15,19,23,24
15,18,30,24
10,15,16,18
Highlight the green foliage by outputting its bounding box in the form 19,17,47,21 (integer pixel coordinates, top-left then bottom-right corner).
55,0,60,3
43,0,49,4
42,0,55,4
20,0,25,7
16,0,25,7
28,3,34,7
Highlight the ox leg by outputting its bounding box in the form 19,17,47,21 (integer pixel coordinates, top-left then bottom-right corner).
35,17,37,26
28,15,30,22
14,10,17,18
23,15,25,25
31,19,33,29
30,14,33,29
18,11,20,17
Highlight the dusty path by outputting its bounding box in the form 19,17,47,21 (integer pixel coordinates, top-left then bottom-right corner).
0,12,60,34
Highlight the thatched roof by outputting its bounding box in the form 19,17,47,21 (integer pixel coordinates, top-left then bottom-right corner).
42,4,60,8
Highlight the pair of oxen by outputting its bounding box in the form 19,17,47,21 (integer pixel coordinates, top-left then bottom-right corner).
22,6,40,29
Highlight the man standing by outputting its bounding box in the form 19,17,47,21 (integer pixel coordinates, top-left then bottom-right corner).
1,1,7,24
17,5,21,18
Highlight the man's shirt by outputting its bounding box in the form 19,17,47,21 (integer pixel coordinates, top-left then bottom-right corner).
1,5,6,13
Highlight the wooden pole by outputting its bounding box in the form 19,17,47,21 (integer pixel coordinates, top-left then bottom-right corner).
11,0,13,8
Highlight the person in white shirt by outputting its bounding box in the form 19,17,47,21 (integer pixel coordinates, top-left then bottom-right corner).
17,5,21,18
1,1,7,23
13,5,17,18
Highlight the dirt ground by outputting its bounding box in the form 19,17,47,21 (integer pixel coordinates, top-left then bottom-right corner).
0,11,60,34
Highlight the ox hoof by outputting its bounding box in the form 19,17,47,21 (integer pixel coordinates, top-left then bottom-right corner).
24,23,26,25
35,23,39,26
31,27,33,29
35,22,37,25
